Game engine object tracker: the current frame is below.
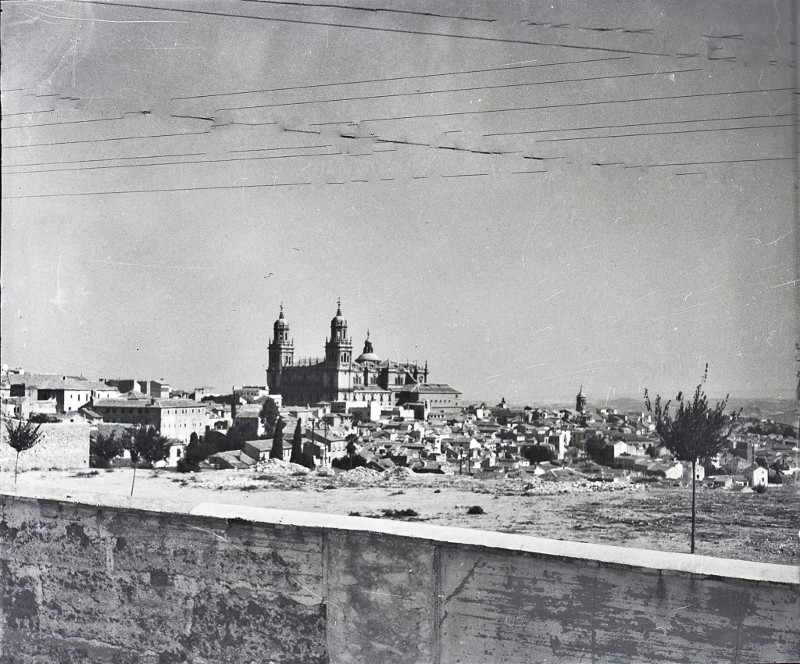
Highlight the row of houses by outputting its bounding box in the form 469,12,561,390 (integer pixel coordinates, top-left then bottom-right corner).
1,369,208,443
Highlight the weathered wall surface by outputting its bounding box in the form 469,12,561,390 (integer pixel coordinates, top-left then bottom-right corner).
0,423,89,472
1,496,797,664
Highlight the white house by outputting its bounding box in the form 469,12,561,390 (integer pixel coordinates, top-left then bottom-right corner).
743,464,768,487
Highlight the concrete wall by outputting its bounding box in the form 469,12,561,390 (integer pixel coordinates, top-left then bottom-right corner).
0,422,89,472
1,495,797,664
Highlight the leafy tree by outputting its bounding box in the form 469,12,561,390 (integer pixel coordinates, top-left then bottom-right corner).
224,426,246,451
259,398,280,437
521,444,556,464
344,433,359,470
4,419,42,485
645,365,739,554
126,426,171,497
269,417,285,460
177,432,213,473
332,454,367,470
90,431,125,468
584,434,607,465
290,420,303,465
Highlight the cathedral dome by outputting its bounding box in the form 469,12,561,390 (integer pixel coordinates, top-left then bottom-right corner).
356,351,380,363
355,331,379,363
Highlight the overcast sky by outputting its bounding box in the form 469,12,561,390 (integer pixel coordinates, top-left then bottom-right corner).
1,0,797,404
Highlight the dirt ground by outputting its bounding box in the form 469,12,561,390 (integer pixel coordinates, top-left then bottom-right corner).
2,465,798,566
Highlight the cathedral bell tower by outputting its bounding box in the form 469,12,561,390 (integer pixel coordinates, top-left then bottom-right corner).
267,304,294,393
576,385,587,413
325,299,353,366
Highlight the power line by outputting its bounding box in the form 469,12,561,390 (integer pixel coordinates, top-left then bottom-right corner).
2,151,206,169
535,121,794,143
440,172,488,178
2,129,210,149
2,108,56,118
66,0,675,57
3,150,341,175
241,0,496,23
3,112,149,130
216,68,702,112
624,156,793,169
3,158,788,200
2,180,314,200
228,143,331,153
373,137,521,158
172,56,629,101
2,145,329,168
311,86,794,125
482,112,796,137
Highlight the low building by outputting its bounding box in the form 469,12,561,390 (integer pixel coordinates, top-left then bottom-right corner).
231,404,264,440
243,439,273,462
395,383,462,418
90,394,207,443
645,461,684,480
685,463,705,482
208,450,257,470
233,385,270,401
101,379,170,399
743,464,768,488
4,373,119,414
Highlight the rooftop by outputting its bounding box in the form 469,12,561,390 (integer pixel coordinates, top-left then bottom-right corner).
92,397,206,409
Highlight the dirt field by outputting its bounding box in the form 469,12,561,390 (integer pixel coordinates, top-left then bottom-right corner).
2,465,798,566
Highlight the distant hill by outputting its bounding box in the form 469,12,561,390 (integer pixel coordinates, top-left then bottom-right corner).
465,396,799,426
603,397,798,426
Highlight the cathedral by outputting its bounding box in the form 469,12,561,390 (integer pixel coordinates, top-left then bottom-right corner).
267,301,438,407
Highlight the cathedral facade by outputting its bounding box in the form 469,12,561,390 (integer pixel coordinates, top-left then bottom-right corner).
267,302,430,407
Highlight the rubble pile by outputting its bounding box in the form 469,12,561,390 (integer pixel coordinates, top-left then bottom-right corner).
471,478,643,496
253,458,310,476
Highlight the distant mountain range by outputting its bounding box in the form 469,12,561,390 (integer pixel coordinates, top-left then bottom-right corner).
466,397,799,426
603,397,798,425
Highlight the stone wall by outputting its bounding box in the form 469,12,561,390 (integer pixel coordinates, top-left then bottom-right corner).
1,495,797,663
0,422,89,472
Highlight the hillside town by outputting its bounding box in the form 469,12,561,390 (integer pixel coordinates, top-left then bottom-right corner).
2,362,797,492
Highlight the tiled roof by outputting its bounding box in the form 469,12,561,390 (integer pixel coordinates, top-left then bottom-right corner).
8,373,115,392
244,439,272,451
93,397,205,409
401,383,461,395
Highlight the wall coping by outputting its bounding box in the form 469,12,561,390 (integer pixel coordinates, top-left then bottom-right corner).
190,502,799,585
3,492,795,585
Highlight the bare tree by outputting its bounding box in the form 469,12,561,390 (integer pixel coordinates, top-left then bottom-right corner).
126,426,171,497
645,365,739,553
4,419,43,485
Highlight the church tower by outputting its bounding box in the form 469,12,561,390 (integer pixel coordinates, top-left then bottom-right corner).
267,305,294,393
324,299,354,400
325,299,353,366
576,385,587,413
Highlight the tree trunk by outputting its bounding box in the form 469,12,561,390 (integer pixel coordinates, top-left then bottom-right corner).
14,451,20,486
691,458,697,554
130,463,137,497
